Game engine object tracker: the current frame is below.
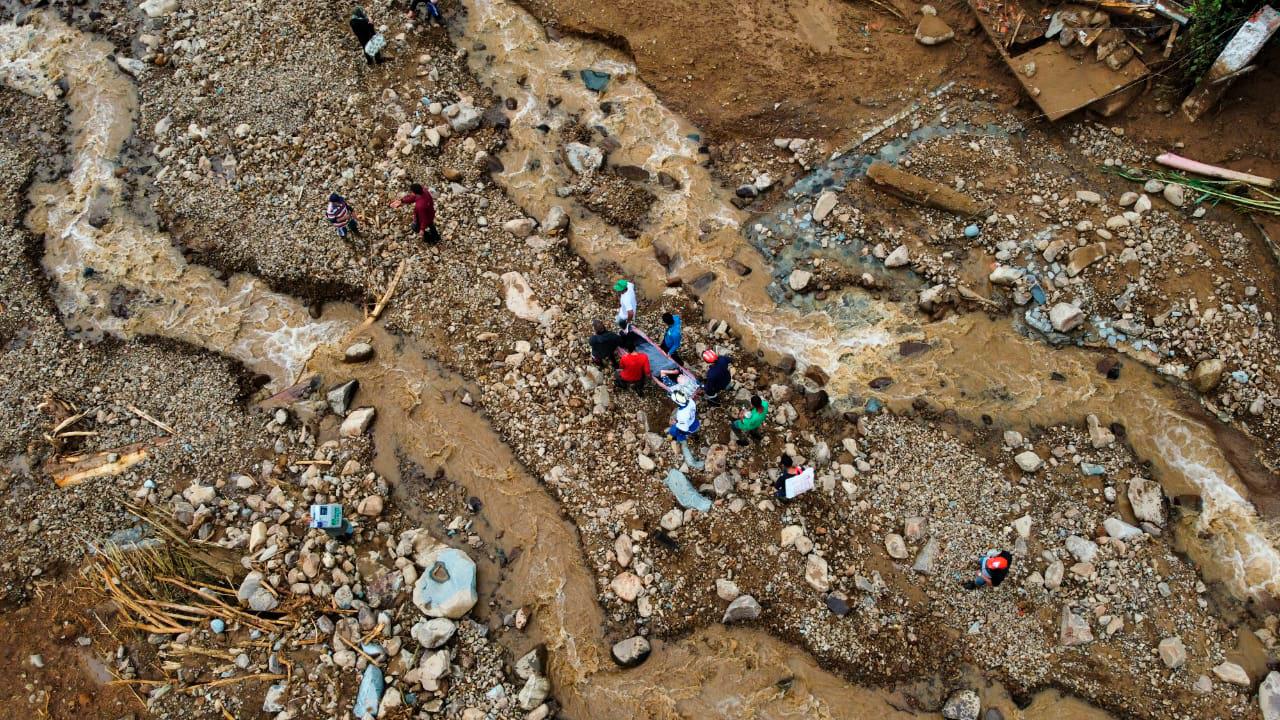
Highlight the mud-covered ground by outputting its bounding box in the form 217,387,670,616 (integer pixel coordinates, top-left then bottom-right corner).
2,0,1280,719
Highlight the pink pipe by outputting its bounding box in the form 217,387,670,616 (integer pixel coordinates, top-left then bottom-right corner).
1156,152,1275,189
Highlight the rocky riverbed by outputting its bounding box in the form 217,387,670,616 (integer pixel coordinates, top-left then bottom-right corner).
2,0,1280,719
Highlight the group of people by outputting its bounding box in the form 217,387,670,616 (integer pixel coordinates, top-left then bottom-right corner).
588,279,778,467
323,183,440,245
338,6,1012,598
593,280,1015,590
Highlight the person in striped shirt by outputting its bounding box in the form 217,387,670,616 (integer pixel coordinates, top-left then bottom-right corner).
325,193,360,238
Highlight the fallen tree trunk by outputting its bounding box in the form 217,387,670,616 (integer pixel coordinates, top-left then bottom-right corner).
866,162,987,216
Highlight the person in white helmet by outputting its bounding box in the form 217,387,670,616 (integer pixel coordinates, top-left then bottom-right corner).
667,388,700,443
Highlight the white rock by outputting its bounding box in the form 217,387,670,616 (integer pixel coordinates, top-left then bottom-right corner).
1103,517,1142,541
502,217,537,238
884,245,910,268
1059,608,1094,646
804,554,830,592
1086,414,1115,448
1014,451,1043,472
542,206,569,235
518,675,552,710
715,579,740,601
182,484,216,506
1127,477,1165,526
942,689,981,720
411,618,457,649
140,0,178,16
614,534,634,567
499,271,546,323
884,533,910,559
722,594,762,623
989,265,1025,285
1049,303,1084,332
611,572,643,602
340,407,376,437
1164,183,1186,207
248,521,267,552
1214,661,1251,686
1158,636,1186,669
1075,190,1102,204
1013,515,1033,539
813,191,838,221
788,269,813,292
565,142,603,174
1065,535,1099,563
1260,671,1280,720
419,650,451,691
659,508,683,531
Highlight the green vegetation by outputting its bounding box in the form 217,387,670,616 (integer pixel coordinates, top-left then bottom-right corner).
1179,0,1268,83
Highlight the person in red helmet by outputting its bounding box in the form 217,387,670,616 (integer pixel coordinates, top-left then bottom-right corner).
963,550,1013,589
700,349,733,406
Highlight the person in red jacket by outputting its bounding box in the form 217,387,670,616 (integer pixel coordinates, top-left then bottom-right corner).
389,183,439,244
616,349,650,395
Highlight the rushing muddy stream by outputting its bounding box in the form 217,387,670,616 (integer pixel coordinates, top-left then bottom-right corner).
0,2,1272,717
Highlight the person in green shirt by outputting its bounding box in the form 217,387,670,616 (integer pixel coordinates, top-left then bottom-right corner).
730,395,768,446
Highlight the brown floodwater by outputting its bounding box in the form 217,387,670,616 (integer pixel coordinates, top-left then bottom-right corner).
2,6,1264,717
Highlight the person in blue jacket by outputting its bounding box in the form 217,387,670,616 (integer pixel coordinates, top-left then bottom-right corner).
660,312,682,361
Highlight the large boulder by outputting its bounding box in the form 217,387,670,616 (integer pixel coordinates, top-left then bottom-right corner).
942,689,981,720
1192,358,1225,393
339,407,376,437
412,547,478,618
722,594,762,623
611,636,652,668
565,142,603,174
1158,636,1187,669
499,271,546,323
1049,303,1085,332
1127,477,1165,526
1059,608,1094,646
1260,671,1280,720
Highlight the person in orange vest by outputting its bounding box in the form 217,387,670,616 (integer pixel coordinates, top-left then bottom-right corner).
963,550,1013,590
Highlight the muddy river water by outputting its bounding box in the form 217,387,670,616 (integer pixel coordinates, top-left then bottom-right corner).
0,2,1273,717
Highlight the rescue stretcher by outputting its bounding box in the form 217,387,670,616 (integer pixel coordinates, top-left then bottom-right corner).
615,325,702,398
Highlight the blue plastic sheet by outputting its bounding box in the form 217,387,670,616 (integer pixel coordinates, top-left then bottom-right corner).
664,469,711,512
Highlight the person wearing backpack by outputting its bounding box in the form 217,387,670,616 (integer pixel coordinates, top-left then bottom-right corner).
349,8,388,65
963,550,1013,590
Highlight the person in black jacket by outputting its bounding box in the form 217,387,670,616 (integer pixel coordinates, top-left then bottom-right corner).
588,320,623,369
349,8,386,65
